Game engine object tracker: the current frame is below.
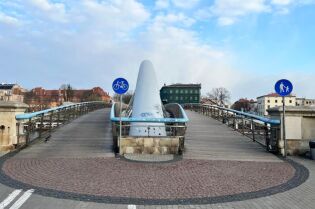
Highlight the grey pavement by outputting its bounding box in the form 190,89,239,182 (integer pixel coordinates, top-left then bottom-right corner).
0,108,314,209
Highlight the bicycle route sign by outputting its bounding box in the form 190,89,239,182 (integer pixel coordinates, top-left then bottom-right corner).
275,79,293,97
112,77,129,94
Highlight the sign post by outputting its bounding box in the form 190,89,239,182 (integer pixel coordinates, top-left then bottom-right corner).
275,79,293,157
112,78,129,153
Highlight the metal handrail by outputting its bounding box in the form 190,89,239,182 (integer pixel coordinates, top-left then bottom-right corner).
110,102,189,123
186,103,280,125
16,101,105,120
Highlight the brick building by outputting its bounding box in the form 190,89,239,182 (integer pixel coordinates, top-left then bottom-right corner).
25,86,111,111
0,83,26,102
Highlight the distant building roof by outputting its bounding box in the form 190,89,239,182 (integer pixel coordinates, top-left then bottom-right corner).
162,83,201,88
0,84,15,90
257,93,295,99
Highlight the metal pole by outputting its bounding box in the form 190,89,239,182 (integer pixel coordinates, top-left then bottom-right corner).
119,95,122,152
283,96,286,157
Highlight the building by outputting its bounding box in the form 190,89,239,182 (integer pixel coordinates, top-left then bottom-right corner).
257,93,296,116
296,98,315,107
232,98,257,113
160,84,201,104
0,83,25,102
25,86,111,111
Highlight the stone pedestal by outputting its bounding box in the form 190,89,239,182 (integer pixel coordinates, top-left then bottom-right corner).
119,137,180,155
0,101,28,151
268,106,315,155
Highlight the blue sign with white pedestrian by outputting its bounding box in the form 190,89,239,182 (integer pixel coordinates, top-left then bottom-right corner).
275,79,293,97
112,78,129,94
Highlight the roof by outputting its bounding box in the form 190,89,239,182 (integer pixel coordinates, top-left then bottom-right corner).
162,83,201,88
257,93,296,99
0,84,15,90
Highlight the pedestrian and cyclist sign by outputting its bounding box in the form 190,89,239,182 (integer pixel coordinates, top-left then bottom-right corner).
112,78,129,94
274,78,293,158
275,79,293,97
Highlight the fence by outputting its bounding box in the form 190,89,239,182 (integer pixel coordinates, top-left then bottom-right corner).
15,101,108,147
110,102,189,153
183,104,281,153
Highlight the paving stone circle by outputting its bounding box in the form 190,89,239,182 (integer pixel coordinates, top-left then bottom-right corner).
0,152,309,205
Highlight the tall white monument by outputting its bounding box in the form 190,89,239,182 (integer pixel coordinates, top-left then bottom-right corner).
129,60,166,137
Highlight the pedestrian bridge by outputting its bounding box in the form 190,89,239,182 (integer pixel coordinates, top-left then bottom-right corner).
0,104,310,207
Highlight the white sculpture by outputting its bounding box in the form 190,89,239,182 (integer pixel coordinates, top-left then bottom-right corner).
129,60,166,136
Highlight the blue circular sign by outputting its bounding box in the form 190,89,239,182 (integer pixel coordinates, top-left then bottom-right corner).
112,77,129,94
275,79,293,97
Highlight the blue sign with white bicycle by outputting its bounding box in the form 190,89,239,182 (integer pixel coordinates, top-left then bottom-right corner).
275,79,293,97
112,78,129,94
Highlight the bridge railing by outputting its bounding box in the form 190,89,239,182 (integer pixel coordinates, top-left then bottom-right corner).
183,103,281,152
15,101,108,147
110,102,189,153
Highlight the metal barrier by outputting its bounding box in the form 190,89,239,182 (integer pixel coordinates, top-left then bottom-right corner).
183,104,281,153
110,103,189,153
15,101,108,147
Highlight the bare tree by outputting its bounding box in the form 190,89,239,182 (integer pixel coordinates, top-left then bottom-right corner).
60,84,74,102
113,91,133,104
207,87,231,106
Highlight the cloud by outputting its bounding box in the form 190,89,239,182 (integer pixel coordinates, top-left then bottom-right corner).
171,0,200,9
155,0,170,9
154,13,196,27
0,13,20,26
210,0,270,26
271,0,292,5
29,0,67,22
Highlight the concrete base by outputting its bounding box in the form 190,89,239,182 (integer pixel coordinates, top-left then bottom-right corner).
287,139,310,155
119,137,179,155
0,144,15,151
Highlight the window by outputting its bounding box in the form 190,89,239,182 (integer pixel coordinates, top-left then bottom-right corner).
289,100,292,103
267,100,270,103
195,97,198,100
190,96,192,100
180,90,183,94
175,96,178,100
275,100,278,103
170,96,173,100
268,105,270,108
169,90,173,94
185,90,188,94
190,90,193,93
175,90,178,93
195,90,198,94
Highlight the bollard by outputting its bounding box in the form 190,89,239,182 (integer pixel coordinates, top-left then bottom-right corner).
309,140,315,160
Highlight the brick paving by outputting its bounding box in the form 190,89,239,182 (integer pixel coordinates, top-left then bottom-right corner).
2,157,295,200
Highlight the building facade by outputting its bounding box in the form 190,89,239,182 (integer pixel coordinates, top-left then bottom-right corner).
296,98,315,107
160,84,201,104
0,83,25,102
257,93,296,116
25,87,111,111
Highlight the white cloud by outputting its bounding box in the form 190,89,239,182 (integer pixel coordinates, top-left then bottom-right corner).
154,13,196,27
81,0,150,32
171,0,200,9
155,0,170,9
29,0,67,22
271,0,292,5
0,13,20,26
210,0,270,25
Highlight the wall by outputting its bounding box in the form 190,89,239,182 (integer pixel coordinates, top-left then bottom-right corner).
268,106,315,155
0,101,28,151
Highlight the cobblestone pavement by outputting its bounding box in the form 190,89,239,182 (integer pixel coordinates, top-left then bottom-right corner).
0,109,313,208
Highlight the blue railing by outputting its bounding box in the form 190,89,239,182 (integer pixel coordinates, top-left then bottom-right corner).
16,102,105,120
203,104,280,125
110,103,189,123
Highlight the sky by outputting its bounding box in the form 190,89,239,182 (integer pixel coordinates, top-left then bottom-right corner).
0,0,315,102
